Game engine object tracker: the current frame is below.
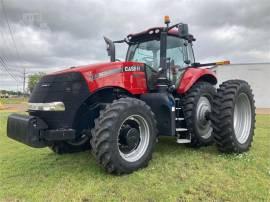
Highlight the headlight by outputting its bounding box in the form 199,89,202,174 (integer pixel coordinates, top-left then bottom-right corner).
28,102,65,111
149,30,154,34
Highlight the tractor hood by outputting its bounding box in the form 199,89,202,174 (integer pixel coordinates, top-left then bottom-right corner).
45,61,147,94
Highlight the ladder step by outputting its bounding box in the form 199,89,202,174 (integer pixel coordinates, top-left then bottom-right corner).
176,128,188,132
175,118,184,121
175,98,180,101
176,107,181,110
176,139,191,144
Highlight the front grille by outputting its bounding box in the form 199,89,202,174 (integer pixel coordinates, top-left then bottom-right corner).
29,72,90,129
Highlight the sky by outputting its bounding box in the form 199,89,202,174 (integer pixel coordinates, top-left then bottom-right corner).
0,0,269,91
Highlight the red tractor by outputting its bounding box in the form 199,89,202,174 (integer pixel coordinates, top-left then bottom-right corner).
7,17,255,174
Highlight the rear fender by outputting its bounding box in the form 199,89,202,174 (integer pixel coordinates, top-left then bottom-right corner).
177,68,217,94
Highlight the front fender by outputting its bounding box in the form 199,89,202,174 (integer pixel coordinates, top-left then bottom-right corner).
177,67,217,94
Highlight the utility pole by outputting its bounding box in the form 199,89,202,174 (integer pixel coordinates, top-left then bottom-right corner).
16,83,18,96
23,67,26,96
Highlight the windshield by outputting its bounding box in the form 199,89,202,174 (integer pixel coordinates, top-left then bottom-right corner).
126,36,194,71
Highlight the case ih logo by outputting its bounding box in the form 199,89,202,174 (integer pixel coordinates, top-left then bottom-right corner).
123,65,144,72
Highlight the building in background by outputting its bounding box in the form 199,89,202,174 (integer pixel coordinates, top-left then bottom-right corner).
212,63,270,108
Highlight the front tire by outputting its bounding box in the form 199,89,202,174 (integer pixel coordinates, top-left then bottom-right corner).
90,97,157,174
212,80,256,153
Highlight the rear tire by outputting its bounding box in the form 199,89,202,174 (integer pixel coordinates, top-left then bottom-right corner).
90,97,157,174
212,80,256,153
182,81,216,147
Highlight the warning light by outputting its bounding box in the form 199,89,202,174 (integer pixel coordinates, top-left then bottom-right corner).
216,60,230,65
164,16,170,24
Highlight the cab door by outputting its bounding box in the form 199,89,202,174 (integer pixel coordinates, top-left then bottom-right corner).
166,37,195,87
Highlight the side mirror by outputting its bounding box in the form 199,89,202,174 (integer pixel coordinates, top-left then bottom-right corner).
178,24,189,37
183,42,190,65
104,36,115,62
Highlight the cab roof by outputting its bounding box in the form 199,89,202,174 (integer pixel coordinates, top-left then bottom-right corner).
127,27,178,42
127,27,195,43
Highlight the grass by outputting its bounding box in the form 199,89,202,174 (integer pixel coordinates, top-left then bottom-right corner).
0,112,269,202
0,97,28,104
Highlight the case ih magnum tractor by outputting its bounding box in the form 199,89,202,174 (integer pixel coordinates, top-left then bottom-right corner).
7,17,255,174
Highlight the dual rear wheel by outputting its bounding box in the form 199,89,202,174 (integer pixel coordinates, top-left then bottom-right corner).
183,80,255,152
212,80,255,152
182,81,216,147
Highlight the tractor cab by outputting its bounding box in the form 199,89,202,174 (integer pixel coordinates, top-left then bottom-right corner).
104,17,196,90
126,28,195,87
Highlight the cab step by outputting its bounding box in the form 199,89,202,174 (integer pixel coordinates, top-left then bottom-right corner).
176,139,191,144
176,128,188,132
175,97,190,144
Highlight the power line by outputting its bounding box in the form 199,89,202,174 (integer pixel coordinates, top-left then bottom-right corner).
0,43,23,80
0,56,20,82
0,67,18,82
0,24,15,67
0,0,26,93
0,13,23,75
0,56,20,81
0,0,22,63
0,20,22,76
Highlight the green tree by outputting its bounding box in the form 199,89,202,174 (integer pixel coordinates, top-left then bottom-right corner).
28,72,45,93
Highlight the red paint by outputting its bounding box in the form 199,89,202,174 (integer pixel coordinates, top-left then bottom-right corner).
177,67,217,94
50,61,148,95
